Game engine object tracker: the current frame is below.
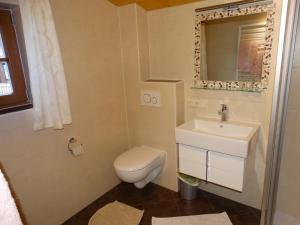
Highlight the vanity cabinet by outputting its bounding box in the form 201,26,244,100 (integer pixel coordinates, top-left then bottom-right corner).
178,144,245,192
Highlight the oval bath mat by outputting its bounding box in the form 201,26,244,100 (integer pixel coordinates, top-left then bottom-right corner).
88,201,144,225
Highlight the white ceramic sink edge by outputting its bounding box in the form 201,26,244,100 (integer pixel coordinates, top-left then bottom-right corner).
175,118,260,158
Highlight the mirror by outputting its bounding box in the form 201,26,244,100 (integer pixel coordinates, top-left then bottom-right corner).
194,4,275,92
202,13,267,82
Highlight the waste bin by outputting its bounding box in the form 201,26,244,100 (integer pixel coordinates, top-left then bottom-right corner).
178,172,201,200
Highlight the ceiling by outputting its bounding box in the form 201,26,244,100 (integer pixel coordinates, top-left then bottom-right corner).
109,0,204,10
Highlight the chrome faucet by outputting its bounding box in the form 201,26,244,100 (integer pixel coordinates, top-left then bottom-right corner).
218,104,228,122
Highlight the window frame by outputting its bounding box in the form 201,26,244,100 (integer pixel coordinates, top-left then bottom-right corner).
0,8,32,114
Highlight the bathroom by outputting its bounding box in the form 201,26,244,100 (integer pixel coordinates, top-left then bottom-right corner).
0,0,298,225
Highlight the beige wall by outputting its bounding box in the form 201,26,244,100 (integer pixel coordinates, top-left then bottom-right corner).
0,0,128,225
275,16,300,220
148,0,283,208
119,4,184,191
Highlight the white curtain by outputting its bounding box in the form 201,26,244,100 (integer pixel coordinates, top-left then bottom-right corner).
19,0,72,131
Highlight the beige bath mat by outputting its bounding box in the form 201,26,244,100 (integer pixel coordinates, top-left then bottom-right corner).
152,212,233,225
88,201,144,225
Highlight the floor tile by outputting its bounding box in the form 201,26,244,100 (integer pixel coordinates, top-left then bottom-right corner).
61,182,261,225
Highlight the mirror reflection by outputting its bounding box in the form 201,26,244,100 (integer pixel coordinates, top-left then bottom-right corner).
201,13,267,82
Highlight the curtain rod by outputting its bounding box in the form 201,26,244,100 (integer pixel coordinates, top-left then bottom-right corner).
195,0,272,12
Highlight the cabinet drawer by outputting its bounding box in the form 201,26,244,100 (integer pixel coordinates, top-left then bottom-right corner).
179,144,207,164
208,167,244,191
178,145,207,180
179,160,206,180
208,151,245,173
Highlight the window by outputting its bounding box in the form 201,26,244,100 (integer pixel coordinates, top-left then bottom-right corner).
0,9,31,114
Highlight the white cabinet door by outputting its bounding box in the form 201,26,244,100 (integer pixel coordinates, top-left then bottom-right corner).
207,151,245,191
178,144,207,180
178,144,246,191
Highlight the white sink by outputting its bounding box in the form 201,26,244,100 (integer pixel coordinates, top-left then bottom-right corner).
175,118,259,158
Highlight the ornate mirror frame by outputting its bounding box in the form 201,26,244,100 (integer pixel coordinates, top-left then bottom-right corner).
194,3,276,92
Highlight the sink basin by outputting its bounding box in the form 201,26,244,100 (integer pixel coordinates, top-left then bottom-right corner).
175,118,259,158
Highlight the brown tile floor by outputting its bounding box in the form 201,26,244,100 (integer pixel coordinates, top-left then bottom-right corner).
62,182,261,225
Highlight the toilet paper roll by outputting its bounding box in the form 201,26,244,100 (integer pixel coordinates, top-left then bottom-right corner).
69,142,85,156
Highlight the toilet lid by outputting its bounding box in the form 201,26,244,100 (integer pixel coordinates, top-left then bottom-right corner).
114,146,164,172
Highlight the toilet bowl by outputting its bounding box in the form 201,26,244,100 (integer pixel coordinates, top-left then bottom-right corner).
113,146,166,189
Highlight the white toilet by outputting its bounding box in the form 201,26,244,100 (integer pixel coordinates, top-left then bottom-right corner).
113,146,166,189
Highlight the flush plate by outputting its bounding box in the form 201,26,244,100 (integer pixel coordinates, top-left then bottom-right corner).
141,90,161,107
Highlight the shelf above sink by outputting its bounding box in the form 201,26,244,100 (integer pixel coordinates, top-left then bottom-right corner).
175,118,260,158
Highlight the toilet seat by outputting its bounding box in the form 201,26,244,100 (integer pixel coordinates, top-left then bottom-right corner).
114,146,164,172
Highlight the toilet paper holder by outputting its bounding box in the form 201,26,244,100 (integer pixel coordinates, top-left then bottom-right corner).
68,137,79,151
68,138,85,156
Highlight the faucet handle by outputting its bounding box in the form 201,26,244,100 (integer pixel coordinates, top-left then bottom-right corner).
220,104,227,111
219,104,228,122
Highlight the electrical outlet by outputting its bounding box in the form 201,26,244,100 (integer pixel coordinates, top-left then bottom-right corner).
188,99,207,108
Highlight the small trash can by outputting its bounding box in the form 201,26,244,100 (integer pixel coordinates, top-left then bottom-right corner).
178,172,201,200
